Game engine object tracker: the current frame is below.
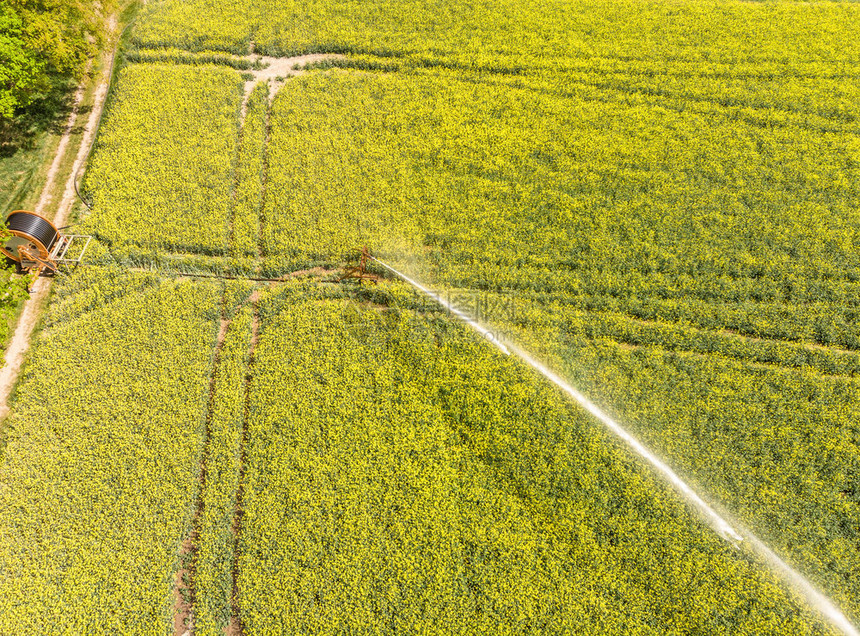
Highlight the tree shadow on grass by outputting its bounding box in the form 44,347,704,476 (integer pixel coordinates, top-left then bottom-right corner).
0,74,85,159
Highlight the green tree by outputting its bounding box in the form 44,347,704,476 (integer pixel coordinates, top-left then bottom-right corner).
0,5,36,119
0,0,103,119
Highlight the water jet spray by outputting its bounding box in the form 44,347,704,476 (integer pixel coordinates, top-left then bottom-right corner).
371,254,859,636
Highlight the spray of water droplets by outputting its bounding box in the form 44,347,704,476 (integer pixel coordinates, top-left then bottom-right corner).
373,256,858,636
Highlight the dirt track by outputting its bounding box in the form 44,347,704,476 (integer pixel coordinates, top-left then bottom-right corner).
34,60,93,216
55,15,118,229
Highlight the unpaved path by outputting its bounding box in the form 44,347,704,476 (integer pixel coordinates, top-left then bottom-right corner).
0,277,51,419
34,59,93,216
57,12,118,226
55,62,114,225
0,15,118,421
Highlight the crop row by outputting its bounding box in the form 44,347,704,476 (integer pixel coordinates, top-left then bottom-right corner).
124,47,262,70
259,68,859,316
518,301,860,378
130,0,860,73
527,291,860,352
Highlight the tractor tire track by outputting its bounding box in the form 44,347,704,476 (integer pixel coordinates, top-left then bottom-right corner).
177,288,260,636
174,293,231,636
256,102,271,265
227,293,260,636
227,104,248,257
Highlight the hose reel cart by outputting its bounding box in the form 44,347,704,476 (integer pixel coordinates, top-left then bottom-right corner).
1,211,92,275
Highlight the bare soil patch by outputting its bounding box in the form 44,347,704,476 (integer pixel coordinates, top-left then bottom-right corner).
239,53,345,120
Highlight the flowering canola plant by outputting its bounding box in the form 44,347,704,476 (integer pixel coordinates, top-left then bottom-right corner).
0,268,222,633
14,0,860,629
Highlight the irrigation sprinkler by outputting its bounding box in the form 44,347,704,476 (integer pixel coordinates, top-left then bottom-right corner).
338,246,379,284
